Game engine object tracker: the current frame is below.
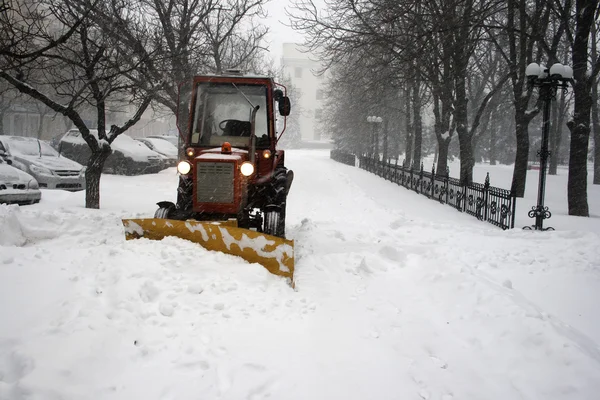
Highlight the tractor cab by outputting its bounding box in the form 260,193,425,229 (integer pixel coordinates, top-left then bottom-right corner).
187,75,289,151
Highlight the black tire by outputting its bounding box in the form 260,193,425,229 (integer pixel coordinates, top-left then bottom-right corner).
271,167,288,204
262,165,290,238
154,204,174,219
263,205,286,238
176,176,193,211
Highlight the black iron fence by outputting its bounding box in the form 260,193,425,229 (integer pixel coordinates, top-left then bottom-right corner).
330,149,356,167
330,151,516,230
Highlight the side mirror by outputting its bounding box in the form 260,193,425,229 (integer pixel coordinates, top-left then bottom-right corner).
0,152,12,165
273,89,284,102
278,96,291,116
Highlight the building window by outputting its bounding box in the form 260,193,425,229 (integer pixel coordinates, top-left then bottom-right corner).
316,90,323,100
295,67,303,78
314,109,322,120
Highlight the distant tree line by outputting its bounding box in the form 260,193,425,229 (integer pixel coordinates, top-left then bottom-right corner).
289,0,600,217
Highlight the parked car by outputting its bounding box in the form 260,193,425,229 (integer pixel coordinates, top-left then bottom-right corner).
136,137,178,167
58,129,165,175
147,135,179,147
0,136,85,192
0,152,42,205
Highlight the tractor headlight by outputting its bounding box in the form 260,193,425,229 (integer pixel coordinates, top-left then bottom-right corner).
240,162,254,176
177,161,191,175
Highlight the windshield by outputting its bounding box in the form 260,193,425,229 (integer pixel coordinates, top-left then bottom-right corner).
8,138,59,157
190,83,270,148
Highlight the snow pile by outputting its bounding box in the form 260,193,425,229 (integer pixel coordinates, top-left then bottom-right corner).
0,205,26,246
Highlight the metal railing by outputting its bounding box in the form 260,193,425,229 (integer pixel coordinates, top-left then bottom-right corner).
330,151,516,230
330,149,356,167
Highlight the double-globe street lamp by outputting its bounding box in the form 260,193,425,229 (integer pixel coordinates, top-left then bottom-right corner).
366,116,383,160
524,62,573,231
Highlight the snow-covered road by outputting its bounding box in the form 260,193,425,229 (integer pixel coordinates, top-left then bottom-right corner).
1,149,599,400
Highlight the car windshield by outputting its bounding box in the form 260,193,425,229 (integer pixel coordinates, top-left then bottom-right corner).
190,83,270,148
8,137,59,157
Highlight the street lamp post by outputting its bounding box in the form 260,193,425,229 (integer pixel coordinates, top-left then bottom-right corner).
366,116,383,160
523,62,572,231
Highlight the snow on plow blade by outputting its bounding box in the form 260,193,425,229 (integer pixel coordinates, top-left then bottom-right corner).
122,218,294,283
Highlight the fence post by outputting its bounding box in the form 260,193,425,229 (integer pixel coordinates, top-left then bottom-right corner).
385,158,390,180
445,166,450,204
430,164,435,199
484,173,490,222
511,189,517,229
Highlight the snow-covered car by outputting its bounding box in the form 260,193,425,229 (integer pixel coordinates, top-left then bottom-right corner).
58,129,165,175
136,137,178,167
0,136,85,192
0,153,42,205
147,135,179,147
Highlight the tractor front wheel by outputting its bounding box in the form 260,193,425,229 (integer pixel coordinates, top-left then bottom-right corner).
263,205,286,238
154,202,175,219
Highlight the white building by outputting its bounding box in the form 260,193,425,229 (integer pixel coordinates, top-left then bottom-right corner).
280,43,328,142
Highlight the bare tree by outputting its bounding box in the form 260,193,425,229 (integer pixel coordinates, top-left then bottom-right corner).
201,0,268,73
1,0,159,208
484,0,552,197
559,0,600,215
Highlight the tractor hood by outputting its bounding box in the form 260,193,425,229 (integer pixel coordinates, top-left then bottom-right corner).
194,147,250,163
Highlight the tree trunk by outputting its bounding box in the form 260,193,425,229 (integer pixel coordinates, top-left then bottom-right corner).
548,99,559,175
437,139,450,174
454,73,473,184
567,0,596,216
413,95,423,169
593,79,600,184
404,86,413,167
36,112,45,139
412,80,422,169
489,116,497,165
592,23,600,185
511,105,532,197
567,115,591,215
85,147,112,209
549,90,567,175
383,118,388,161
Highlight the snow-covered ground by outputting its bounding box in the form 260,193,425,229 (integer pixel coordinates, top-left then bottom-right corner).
1,149,599,400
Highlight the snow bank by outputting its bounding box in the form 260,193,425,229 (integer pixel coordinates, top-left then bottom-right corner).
0,205,26,246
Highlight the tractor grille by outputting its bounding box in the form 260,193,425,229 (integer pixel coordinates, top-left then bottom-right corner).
196,162,234,203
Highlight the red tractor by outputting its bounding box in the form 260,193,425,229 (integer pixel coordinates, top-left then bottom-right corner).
123,71,295,282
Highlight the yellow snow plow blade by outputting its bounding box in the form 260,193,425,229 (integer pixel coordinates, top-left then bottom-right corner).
122,218,294,283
